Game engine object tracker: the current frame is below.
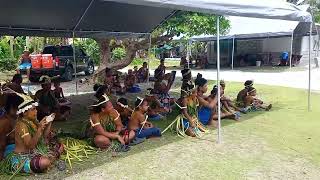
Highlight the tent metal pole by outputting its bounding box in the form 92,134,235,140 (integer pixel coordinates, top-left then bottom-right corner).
289,31,293,68
216,16,222,144
231,36,235,70
308,23,312,111
72,32,78,95
187,40,191,69
147,33,152,83
73,0,95,31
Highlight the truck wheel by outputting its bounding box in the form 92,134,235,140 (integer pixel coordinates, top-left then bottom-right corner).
63,66,74,81
85,62,94,75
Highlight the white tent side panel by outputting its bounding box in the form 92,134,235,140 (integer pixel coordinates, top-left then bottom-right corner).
104,0,312,22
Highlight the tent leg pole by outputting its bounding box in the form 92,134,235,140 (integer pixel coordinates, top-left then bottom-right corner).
232,37,235,70
289,30,294,69
72,32,78,95
290,31,293,68
308,23,312,112
147,33,152,83
216,16,222,144
187,40,191,69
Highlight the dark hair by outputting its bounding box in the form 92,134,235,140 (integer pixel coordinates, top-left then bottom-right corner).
247,86,256,94
195,77,207,87
196,73,202,79
93,84,108,99
244,80,253,87
143,62,147,65
211,85,218,96
181,81,194,97
4,95,23,112
160,58,165,63
93,84,102,91
105,68,112,76
53,79,60,85
90,96,108,113
12,74,22,83
117,97,128,106
134,98,144,109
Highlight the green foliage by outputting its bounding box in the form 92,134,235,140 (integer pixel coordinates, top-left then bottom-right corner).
0,37,10,59
13,37,26,58
130,58,145,67
75,38,101,65
111,47,126,61
154,12,230,39
0,58,18,71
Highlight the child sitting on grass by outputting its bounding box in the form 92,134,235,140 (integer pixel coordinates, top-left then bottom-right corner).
145,88,168,121
114,97,133,127
129,97,161,139
209,85,240,122
220,80,246,114
125,69,140,93
236,80,254,107
244,87,272,111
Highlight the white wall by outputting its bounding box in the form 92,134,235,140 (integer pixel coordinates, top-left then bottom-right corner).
262,37,291,53
299,35,317,66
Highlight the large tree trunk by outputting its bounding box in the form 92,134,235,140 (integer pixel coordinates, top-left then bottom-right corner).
92,34,174,83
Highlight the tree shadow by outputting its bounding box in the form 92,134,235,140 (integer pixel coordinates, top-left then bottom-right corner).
22,86,281,179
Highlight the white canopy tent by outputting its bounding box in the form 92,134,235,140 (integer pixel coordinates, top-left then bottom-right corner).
108,0,312,143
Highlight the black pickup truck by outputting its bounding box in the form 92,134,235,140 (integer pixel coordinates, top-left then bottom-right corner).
29,45,94,82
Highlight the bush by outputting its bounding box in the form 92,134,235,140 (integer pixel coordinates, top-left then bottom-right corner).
75,39,101,65
130,58,145,66
0,58,18,71
111,47,126,61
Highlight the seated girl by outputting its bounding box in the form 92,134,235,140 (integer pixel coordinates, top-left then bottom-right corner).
236,80,254,107
53,79,71,118
114,98,133,127
209,85,240,122
195,77,220,126
11,94,63,174
113,74,126,95
129,97,161,139
162,69,206,137
145,89,168,121
88,95,134,151
125,69,141,93
220,80,246,114
244,87,272,111
0,94,23,160
152,70,176,113
176,81,206,137
137,62,149,83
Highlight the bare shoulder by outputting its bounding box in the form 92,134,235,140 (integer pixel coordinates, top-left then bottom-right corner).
109,109,120,119
0,117,10,133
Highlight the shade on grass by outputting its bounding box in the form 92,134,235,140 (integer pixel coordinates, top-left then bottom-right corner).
3,82,320,179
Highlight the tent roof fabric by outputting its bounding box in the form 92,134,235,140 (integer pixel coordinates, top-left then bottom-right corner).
0,0,312,38
105,0,312,22
0,0,175,37
190,32,293,42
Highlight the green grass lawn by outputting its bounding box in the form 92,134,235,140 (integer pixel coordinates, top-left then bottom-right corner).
128,58,180,70
2,82,320,179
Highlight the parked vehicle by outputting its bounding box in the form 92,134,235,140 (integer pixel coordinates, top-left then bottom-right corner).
28,45,94,82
